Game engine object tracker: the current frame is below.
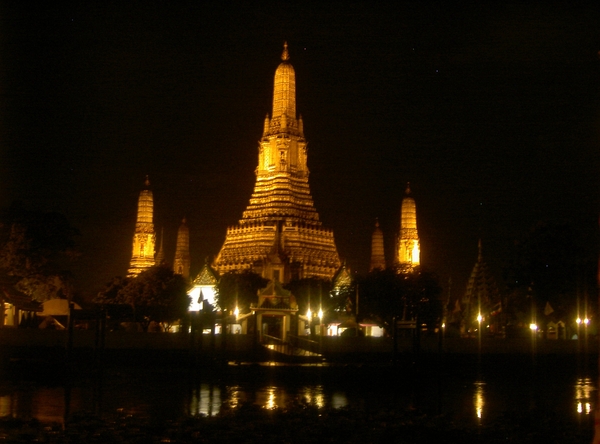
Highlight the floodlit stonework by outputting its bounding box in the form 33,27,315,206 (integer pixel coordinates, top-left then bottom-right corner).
173,218,191,279
370,219,386,271
397,183,420,271
213,43,341,282
128,176,156,276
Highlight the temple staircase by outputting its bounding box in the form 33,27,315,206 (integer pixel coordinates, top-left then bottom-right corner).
261,334,323,362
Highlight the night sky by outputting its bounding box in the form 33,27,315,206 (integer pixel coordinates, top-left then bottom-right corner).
0,2,599,299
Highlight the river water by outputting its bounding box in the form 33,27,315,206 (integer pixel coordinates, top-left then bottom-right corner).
0,354,596,435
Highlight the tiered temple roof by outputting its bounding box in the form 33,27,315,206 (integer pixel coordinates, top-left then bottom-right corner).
213,43,341,282
397,183,420,270
461,239,501,330
370,219,386,271
173,218,191,279
128,177,156,276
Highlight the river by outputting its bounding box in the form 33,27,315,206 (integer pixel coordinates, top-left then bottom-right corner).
0,353,596,438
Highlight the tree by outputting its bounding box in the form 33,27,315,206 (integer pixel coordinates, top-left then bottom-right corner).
503,221,593,327
285,277,335,335
0,206,79,302
95,265,190,331
215,270,268,315
356,266,443,333
285,277,333,317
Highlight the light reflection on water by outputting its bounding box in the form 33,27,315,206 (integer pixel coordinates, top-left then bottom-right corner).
473,381,485,422
190,383,221,417
575,377,595,416
0,368,596,426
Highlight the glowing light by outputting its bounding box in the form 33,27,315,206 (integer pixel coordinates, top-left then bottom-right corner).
225,386,244,410
212,44,341,280
477,314,482,323
190,383,221,417
307,308,312,320
234,307,239,318
575,377,595,415
318,308,323,321
529,323,537,331
303,386,325,408
411,241,420,265
473,382,485,421
264,387,277,410
331,392,349,408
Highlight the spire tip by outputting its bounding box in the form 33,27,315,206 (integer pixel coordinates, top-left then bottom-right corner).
281,41,289,61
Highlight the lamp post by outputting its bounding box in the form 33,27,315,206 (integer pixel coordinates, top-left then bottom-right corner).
582,317,590,355
477,313,482,367
529,322,538,365
318,308,323,335
318,307,324,353
307,307,312,337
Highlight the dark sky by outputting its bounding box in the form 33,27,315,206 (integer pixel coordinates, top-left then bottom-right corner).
0,2,599,299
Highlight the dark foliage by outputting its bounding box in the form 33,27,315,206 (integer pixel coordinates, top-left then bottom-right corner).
95,266,190,331
215,270,268,314
0,205,79,301
503,221,596,325
285,277,333,317
0,405,590,443
356,266,443,331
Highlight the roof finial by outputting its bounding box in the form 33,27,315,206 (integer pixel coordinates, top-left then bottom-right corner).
281,41,289,61
145,175,150,187
405,182,411,195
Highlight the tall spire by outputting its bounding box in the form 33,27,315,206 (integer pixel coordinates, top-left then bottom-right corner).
281,41,289,61
462,239,501,336
173,217,191,280
370,219,386,271
214,43,340,282
398,182,420,271
128,176,156,276
271,41,297,124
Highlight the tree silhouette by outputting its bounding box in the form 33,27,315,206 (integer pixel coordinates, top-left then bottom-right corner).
504,221,592,325
96,265,190,331
215,270,268,314
356,266,442,333
0,206,79,301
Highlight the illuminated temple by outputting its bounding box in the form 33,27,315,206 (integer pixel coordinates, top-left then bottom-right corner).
397,183,420,271
128,177,156,276
370,219,386,271
213,43,341,283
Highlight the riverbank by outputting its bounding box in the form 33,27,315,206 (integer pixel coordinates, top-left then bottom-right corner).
0,328,597,369
0,404,593,443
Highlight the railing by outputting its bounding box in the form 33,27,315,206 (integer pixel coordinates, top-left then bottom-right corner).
287,334,321,355
262,334,322,357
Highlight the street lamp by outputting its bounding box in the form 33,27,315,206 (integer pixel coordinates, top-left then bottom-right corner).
318,308,323,336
